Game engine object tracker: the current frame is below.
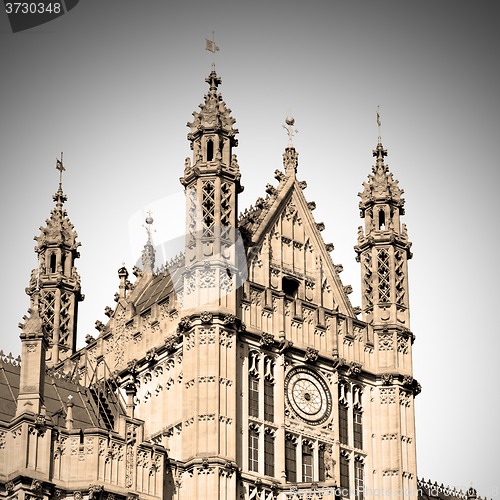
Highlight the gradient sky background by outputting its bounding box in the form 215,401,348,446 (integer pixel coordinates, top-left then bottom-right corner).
1,0,499,496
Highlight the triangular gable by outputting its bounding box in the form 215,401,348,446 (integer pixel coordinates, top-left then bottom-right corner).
244,172,355,317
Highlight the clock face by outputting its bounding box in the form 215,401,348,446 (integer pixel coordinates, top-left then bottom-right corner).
285,367,332,425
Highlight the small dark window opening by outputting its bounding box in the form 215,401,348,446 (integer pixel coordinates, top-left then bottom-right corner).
50,253,57,274
378,209,385,230
282,276,299,297
61,253,66,275
207,140,214,161
219,138,224,160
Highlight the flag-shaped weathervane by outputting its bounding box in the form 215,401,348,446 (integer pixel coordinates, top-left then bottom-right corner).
205,31,220,53
56,152,65,184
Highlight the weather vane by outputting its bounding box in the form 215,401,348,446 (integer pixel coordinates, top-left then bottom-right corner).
282,109,298,147
205,31,220,70
55,152,65,185
143,210,156,242
377,105,381,141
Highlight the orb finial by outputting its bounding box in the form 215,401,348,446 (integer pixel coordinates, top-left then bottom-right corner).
283,109,298,147
142,210,156,242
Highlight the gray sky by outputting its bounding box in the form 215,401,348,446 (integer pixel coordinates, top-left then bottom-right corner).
1,0,499,495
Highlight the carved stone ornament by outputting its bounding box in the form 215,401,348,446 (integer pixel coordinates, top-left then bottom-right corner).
347,362,362,378
88,485,104,500
146,347,158,363
30,480,43,492
304,347,319,363
177,316,192,333
200,311,213,323
74,492,83,500
259,332,275,348
223,313,236,326
164,334,180,353
381,373,394,385
5,481,14,493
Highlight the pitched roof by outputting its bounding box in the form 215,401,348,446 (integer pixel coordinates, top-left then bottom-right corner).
0,357,123,430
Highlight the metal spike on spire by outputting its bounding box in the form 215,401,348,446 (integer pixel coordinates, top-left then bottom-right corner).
56,152,65,185
376,105,382,143
53,152,67,211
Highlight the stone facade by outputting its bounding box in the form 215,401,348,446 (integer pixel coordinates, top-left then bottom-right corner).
0,70,485,500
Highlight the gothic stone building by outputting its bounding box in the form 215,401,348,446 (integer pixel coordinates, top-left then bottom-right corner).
0,70,484,500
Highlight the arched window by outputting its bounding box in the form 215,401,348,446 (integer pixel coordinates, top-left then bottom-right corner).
378,208,386,230
207,139,214,161
249,429,259,472
355,459,365,500
61,252,66,275
285,435,297,482
49,253,56,274
264,432,275,477
340,454,350,497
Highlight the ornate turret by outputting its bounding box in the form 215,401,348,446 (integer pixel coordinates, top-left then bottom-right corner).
27,154,83,365
355,137,412,327
180,69,243,310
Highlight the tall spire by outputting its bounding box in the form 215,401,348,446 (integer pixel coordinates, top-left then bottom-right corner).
28,155,83,365
141,211,156,273
181,70,243,310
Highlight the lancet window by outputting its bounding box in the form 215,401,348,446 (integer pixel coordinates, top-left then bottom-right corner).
249,426,259,472
339,382,349,446
353,385,363,450
340,452,350,497
302,441,314,482
355,457,365,500
264,429,275,477
285,434,297,482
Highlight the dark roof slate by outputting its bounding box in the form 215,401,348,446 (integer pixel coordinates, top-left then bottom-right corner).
0,359,120,430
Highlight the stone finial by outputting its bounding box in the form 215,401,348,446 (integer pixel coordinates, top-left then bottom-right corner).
118,263,129,299
283,147,299,173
